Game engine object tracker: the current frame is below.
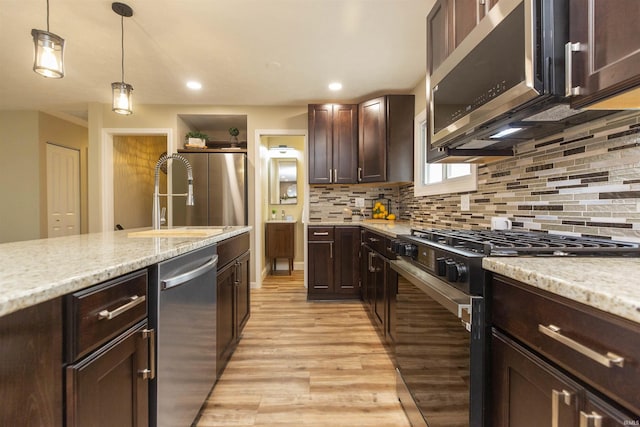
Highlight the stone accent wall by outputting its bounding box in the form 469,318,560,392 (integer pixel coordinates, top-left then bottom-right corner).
309,112,640,243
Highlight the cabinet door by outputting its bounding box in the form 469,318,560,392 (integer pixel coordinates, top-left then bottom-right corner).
333,227,361,297
358,97,387,183
333,104,358,184
308,241,334,297
582,392,640,427
452,0,482,49
66,321,150,427
372,255,386,331
362,247,376,311
427,0,451,74
217,262,236,376
491,331,580,427
0,298,63,427
235,252,251,335
569,0,640,108
266,222,294,258
308,104,333,184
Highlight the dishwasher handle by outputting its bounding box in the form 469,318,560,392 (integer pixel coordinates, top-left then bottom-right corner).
161,255,218,290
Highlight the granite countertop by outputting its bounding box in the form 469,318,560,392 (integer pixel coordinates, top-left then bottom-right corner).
483,257,640,324
0,226,251,318
307,220,413,238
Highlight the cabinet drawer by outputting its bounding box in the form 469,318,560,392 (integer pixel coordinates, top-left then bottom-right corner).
362,230,385,254
218,232,250,270
66,270,148,361
308,227,334,241
492,275,640,414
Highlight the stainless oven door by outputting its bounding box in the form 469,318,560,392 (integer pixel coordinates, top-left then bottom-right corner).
391,259,485,427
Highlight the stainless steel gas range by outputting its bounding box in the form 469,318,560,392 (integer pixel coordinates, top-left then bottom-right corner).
389,229,640,427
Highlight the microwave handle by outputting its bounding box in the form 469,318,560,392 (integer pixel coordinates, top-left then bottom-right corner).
565,42,584,97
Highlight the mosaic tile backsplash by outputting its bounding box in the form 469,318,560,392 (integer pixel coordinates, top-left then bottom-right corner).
309,112,640,243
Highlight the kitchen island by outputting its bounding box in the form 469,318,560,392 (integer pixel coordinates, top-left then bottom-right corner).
0,226,250,427
0,226,250,318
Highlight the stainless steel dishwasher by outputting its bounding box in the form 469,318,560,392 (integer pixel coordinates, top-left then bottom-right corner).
149,245,218,427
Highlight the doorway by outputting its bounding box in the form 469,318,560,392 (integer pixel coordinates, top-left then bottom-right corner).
254,129,307,285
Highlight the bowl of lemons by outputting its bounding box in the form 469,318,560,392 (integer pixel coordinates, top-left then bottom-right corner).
372,202,396,220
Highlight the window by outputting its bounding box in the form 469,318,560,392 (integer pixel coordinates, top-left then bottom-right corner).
413,109,477,197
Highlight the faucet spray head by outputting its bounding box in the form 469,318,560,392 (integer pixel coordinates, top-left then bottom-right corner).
187,179,195,206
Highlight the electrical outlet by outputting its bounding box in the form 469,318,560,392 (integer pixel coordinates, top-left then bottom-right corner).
461,194,470,211
355,197,365,208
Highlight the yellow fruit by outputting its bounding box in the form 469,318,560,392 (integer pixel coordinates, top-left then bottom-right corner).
380,205,386,212
387,214,396,220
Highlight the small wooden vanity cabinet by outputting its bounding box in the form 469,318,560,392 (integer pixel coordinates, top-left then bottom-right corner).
265,221,295,275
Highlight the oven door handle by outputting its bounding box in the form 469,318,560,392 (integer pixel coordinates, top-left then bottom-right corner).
390,259,471,320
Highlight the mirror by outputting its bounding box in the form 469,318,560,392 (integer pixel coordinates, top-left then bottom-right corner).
269,158,298,205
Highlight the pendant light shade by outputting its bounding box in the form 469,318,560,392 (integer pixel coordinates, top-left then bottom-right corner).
111,2,134,115
31,0,65,78
112,82,134,115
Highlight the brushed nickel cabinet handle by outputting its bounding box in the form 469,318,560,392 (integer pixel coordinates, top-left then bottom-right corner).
139,328,156,380
565,42,584,97
579,411,603,427
538,324,624,368
98,295,146,320
313,232,329,236
358,167,362,182
329,242,333,259
552,389,573,427
329,168,333,183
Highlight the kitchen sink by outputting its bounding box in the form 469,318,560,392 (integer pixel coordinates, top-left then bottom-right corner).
127,227,226,238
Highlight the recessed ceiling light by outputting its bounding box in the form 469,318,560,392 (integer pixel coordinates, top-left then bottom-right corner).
328,82,343,91
186,81,202,90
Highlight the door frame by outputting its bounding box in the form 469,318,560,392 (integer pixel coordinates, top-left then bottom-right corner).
254,128,308,289
100,128,174,232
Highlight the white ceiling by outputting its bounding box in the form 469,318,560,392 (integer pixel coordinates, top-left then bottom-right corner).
0,0,433,119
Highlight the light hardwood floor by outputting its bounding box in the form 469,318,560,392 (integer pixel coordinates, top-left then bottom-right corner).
195,271,411,427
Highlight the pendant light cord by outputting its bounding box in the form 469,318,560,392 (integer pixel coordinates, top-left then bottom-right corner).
120,15,125,82
46,0,50,31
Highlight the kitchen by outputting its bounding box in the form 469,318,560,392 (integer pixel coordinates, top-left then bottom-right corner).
1,0,640,426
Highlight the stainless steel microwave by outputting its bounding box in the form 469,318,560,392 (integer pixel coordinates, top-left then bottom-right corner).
427,0,615,163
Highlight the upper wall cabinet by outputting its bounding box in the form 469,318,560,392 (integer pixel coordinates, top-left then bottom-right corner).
358,95,415,184
568,0,640,109
427,0,500,74
308,104,358,184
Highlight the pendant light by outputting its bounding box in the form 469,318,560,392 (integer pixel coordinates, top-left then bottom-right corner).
111,2,134,115
31,0,65,78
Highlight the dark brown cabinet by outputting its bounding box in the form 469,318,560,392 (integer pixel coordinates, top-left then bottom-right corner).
0,298,63,427
265,221,295,274
307,226,361,300
216,233,250,376
66,321,150,427
360,230,397,344
358,95,414,183
569,0,640,109
427,0,500,74
64,269,152,427
308,104,358,184
490,275,640,426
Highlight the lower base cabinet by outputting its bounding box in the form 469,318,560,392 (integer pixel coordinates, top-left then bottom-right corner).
64,269,151,427
216,233,251,377
492,330,636,427
361,229,397,344
66,321,150,427
307,226,360,300
490,275,640,426
0,298,63,427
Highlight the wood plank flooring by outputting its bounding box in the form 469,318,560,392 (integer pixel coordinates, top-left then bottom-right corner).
195,271,410,427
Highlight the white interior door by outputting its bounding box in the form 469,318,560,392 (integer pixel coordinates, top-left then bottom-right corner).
47,143,80,237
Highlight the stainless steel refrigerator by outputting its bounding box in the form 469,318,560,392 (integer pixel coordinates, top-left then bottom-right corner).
172,152,247,226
